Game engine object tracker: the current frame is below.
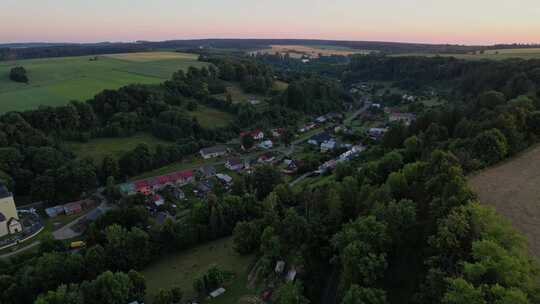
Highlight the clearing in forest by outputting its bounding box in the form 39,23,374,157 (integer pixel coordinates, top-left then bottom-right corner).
468,144,540,260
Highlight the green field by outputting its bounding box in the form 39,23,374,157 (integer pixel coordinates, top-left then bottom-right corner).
393,48,540,60
142,237,255,303
67,133,172,164
189,105,234,129
0,52,207,113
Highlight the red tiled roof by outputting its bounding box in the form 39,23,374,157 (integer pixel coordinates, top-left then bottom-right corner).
134,180,148,189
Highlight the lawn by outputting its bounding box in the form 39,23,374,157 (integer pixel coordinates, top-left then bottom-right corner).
189,105,234,129
142,237,255,303
393,48,540,61
0,52,208,113
67,133,172,164
468,144,540,261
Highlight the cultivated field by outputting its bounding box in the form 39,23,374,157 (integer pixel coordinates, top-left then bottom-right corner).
142,237,254,303
468,144,540,260
394,48,540,61
251,44,373,58
67,133,172,164
0,52,207,113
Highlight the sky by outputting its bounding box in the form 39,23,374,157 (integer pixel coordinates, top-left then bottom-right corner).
2,0,540,45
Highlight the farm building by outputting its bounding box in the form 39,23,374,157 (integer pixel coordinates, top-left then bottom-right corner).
225,158,244,171
200,146,228,159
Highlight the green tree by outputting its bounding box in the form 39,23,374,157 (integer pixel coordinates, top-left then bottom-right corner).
274,282,310,304
342,285,387,304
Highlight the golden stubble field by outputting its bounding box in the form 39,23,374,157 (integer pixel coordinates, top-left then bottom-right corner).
468,145,540,260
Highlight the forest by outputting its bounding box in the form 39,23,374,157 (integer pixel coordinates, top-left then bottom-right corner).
1,53,540,304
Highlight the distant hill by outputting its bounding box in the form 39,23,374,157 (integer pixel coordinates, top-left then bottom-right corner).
0,38,484,61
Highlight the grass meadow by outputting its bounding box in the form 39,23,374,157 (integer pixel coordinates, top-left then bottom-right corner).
0,52,207,113
67,133,172,164
468,144,540,261
142,237,255,303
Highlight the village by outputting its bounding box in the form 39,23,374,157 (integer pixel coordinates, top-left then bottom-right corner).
0,83,421,302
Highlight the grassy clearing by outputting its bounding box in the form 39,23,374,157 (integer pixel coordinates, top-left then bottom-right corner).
393,48,540,61
468,144,540,261
189,105,234,129
67,133,172,164
142,237,254,303
0,52,207,113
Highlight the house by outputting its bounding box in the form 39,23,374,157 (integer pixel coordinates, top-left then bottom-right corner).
225,158,244,171
286,269,297,282
389,112,416,126
64,201,83,216
45,205,66,218
210,287,226,298
248,99,261,105
301,58,310,63
195,181,213,196
216,173,233,185
371,103,381,109
320,139,337,152
200,146,228,159
339,144,366,161
299,123,317,133
282,159,298,174
199,165,217,178
308,132,333,146
275,261,286,273
259,140,273,150
318,159,337,173
315,115,327,123
368,128,388,139
258,154,276,164
271,128,285,138
240,129,264,141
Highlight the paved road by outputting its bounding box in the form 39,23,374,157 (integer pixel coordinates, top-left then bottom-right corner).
0,241,41,259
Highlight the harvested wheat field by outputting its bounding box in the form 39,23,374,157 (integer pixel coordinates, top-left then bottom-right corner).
468,145,540,260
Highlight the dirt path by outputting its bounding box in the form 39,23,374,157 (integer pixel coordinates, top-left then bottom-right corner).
468,145,540,260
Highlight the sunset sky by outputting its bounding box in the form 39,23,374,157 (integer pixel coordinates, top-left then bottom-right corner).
2,0,540,45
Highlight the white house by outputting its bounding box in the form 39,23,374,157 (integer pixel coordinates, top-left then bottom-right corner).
259,140,273,150
200,146,228,159
320,139,337,152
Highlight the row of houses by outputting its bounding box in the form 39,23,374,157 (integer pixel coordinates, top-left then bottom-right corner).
45,199,96,218
318,143,366,174
119,170,195,196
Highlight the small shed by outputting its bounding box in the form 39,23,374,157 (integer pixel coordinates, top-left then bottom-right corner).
209,287,226,298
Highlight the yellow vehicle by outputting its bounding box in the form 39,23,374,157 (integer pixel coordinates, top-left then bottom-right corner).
70,241,86,249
